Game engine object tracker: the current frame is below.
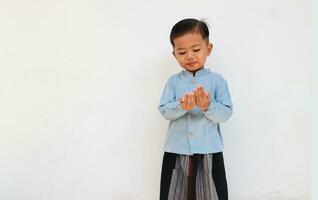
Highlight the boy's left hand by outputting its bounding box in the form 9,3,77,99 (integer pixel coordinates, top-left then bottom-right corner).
179,92,196,111
194,85,211,111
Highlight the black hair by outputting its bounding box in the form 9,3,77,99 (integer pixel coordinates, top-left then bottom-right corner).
170,18,210,47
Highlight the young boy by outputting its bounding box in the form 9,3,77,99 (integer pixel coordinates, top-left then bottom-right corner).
158,18,233,200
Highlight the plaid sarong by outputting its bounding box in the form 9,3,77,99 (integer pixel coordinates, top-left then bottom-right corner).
167,154,219,200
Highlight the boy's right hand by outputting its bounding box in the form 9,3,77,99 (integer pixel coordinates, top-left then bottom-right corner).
194,85,211,111
179,92,196,111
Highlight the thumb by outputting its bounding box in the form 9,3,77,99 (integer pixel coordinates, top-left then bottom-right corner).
205,92,211,99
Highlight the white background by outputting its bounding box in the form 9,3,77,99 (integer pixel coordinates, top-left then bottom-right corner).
0,0,313,199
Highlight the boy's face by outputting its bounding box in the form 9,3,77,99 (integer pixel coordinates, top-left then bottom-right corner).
172,32,213,73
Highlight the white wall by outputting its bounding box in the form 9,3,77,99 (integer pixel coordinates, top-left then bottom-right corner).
0,0,312,199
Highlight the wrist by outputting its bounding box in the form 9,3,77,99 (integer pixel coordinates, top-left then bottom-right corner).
200,103,210,111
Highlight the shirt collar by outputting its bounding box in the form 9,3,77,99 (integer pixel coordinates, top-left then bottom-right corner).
182,68,211,77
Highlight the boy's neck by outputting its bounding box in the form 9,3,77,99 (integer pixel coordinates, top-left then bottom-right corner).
188,67,204,77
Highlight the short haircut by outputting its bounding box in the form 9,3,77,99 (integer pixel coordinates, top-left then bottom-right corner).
170,18,210,47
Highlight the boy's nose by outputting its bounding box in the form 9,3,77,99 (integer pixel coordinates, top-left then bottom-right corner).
186,52,194,60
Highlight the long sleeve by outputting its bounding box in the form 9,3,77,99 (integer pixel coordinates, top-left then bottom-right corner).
203,77,233,123
158,79,187,121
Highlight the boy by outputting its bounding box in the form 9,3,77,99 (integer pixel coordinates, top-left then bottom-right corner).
158,18,233,200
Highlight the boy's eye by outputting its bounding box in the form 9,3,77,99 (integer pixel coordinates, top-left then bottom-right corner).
178,52,186,55
193,49,201,52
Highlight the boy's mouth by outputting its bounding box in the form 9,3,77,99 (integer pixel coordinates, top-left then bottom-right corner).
186,61,197,66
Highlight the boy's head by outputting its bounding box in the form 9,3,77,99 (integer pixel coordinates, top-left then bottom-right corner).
170,18,213,73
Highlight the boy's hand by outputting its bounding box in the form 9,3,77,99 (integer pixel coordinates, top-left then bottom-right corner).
179,92,196,111
194,85,211,111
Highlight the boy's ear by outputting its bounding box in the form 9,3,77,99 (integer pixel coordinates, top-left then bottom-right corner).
208,43,213,55
172,50,176,58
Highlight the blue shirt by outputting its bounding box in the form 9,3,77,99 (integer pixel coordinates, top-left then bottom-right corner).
158,68,233,155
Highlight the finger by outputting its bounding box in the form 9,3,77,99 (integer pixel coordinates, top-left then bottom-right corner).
197,87,204,102
194,90,198,105
188,93,192,108
196,88,202,101
195,85,201,92
196,86,202,97
189,93,194,108
191,92,195,107
203,88,208,100
205,92,211,101
202,92,209,104
179,96,185,109
205,91,210,98
194,87,199,97
186,93,191,109
200,86,205,97
183,93,188,109
200,85,206,92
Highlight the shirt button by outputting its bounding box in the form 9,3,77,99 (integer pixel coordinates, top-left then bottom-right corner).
192,79,196,84
189,132,195,138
